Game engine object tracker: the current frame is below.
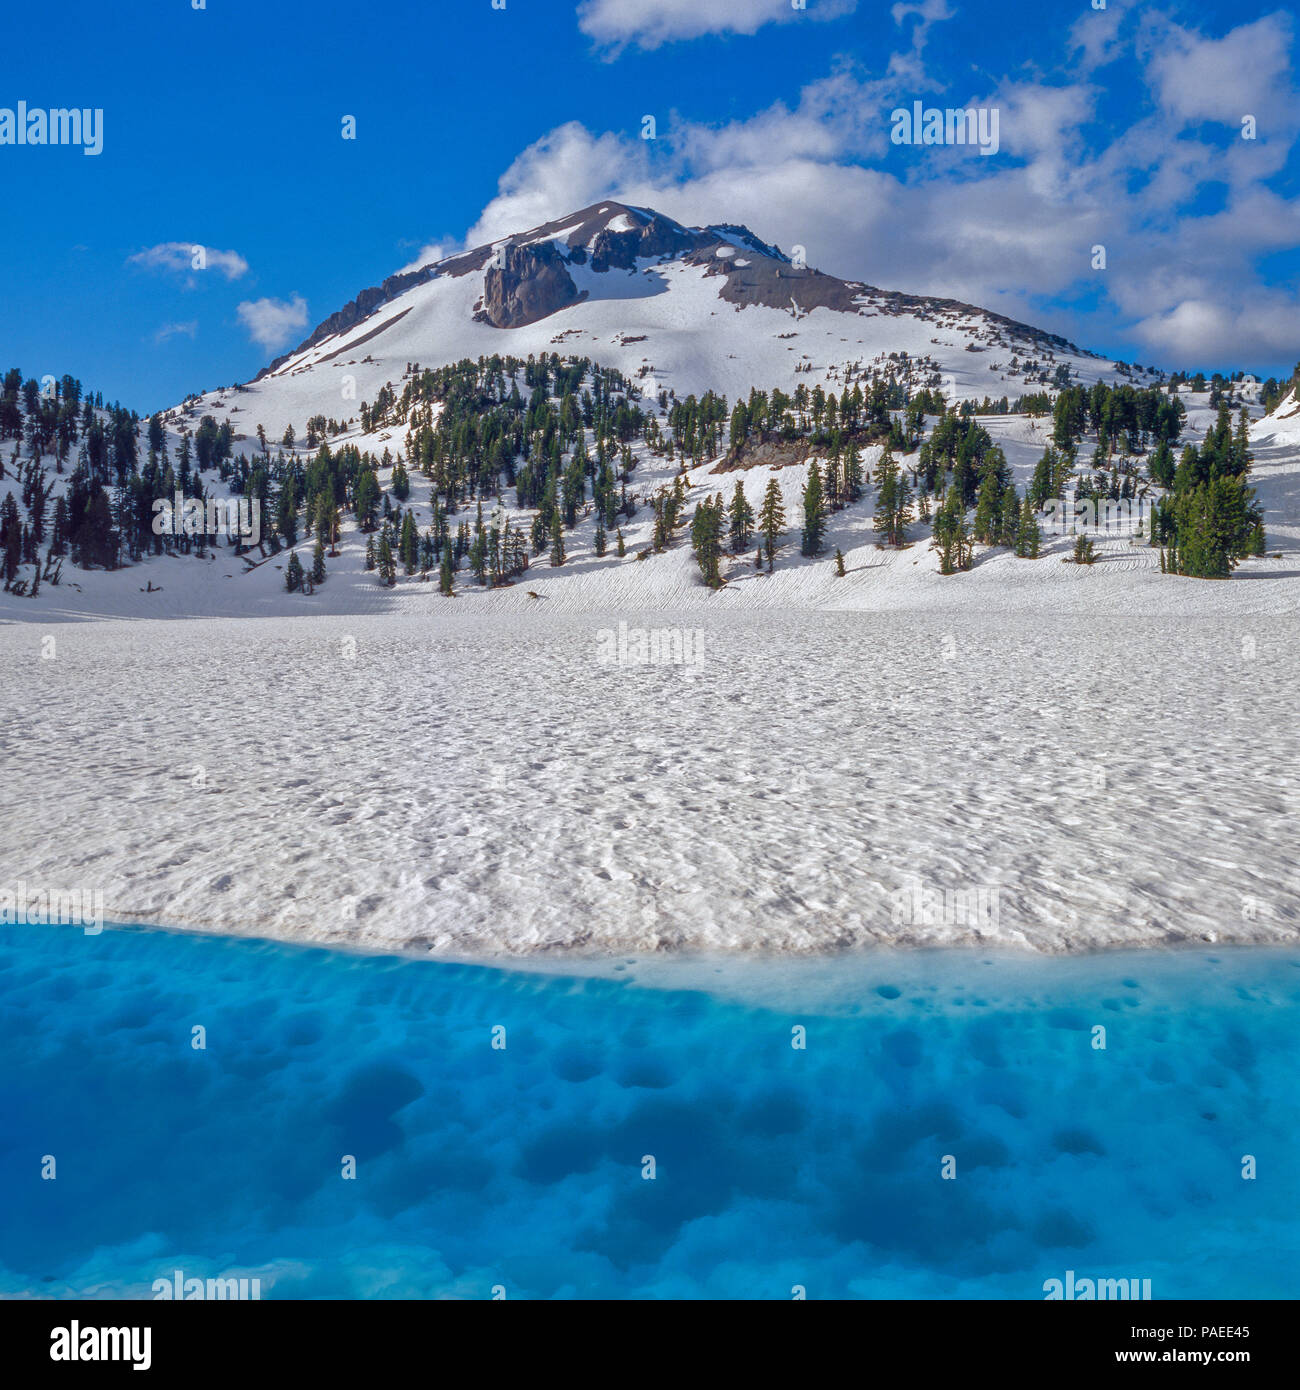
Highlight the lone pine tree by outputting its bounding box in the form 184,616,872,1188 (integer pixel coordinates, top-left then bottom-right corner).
439,537,454,595
758,477,786,571
376,532,396,585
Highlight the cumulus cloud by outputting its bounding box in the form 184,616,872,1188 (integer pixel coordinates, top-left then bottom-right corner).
466,125,647,246
128,242,249,281
577,0,856,53
1141,12,1294,129
1132,296,1300,365
236,295,309,350
459,8,1300,368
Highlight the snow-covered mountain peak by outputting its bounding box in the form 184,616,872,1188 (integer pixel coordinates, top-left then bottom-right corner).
169,201,1166,441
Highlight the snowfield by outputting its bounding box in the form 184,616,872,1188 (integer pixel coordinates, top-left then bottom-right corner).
2,608,1295,956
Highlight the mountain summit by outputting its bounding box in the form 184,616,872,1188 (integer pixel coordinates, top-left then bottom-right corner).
183,202,1148,438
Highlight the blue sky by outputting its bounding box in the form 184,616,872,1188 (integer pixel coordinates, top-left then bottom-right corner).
2,0,1298,411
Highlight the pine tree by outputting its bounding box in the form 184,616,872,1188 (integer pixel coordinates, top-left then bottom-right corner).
690,493,725,588
310,535,327,585
1016,496,1040,558
616,527,625,557
998,484,1020,549
972,468,1002,545
843,442,864,503
800,462,826,556
758,478,786,571
285,549,304,592
439,537,454,595
872,450,913,547
1,492,21,589
594,521,606,557
550,521,565,567
825,452,842,511
728,479,754,552
399,509,418,574
377,532,396,585
835,547,846,576
365,534,376,570
930,486,971,575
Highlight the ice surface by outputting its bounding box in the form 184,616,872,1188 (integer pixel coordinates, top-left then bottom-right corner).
2,924,1296,1298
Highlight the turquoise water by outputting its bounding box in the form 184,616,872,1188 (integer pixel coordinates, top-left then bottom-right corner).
2,923,1297,1299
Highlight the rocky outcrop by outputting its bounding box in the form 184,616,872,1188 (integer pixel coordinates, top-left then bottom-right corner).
711,438,812,473
477,241,587,329
588,215,709,272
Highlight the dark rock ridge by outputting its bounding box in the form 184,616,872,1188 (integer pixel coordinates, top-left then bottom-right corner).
687,246,1082,355
255,266,436,380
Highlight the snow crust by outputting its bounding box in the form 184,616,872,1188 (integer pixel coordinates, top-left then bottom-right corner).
2,609,1294,957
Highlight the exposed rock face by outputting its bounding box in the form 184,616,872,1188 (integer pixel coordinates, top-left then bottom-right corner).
478,240,586,329
588,213,710,272
711,439,812,473
689,245,1080,354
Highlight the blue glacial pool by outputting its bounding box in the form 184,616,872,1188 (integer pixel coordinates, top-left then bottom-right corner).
1,923,1297,1298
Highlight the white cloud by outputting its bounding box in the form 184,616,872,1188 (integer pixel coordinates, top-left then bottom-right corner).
236,295,309,350
154,321,197,344
1067,2,1127,77
577,0,856,53
1142,12,1294,129
396,242,449,274
128,242,249,281
888,0,954,85
466,124,647,246
1132,296,1300,364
